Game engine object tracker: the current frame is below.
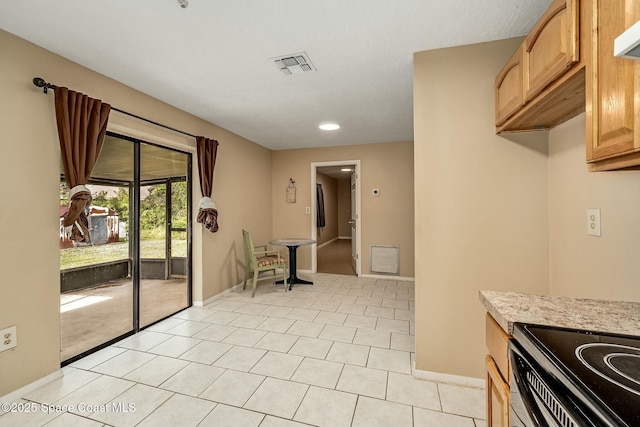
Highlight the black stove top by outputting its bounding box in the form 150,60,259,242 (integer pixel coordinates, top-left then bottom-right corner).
514,323,640,426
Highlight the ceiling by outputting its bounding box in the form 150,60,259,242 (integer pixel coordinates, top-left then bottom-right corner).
97,135,189,183
0,0,551,150
63,135,189,183
318,165,356,181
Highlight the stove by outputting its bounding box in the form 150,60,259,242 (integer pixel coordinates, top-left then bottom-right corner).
509,323,640,427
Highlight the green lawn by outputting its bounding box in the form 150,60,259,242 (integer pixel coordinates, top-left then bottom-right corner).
60,239,187,270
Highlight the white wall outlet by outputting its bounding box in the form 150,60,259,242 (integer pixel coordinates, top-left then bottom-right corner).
0,326,17,352
587,208,601,237
305,207,310,214
372,189,380,196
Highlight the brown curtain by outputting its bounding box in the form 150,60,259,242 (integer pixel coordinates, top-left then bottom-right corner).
55,87,111,244
196,136,220,233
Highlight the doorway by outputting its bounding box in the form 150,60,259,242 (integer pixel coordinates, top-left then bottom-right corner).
59,132,192,363
311,161,361,276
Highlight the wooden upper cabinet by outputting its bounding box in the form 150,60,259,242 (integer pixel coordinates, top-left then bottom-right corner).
495,0,585,133
495,45,524,126
586,0,640,170
523,0,580,102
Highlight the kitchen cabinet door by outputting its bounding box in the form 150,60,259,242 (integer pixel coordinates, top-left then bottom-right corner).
587,0,640,170
495,0,585,133
495,44,524,126
486,314,509,378
486,355,510,427
523,0,580,102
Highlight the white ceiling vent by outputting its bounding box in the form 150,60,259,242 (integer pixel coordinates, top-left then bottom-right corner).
272,52,316,75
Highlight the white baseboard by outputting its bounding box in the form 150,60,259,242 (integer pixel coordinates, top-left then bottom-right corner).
360,273,415,282
316,237,339,250
413,364,485,389
306,270,414,281
194,271,414,306
193,282,244,307
194,267,289,306
1,369,63,403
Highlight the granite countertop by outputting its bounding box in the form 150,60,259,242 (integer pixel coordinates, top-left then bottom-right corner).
479,290,640,336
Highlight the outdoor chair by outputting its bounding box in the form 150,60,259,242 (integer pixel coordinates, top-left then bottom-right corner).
242,229,287,297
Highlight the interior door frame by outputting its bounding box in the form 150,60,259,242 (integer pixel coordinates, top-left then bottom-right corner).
310,160,361,275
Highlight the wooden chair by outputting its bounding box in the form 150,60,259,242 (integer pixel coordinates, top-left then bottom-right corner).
242,229,287,297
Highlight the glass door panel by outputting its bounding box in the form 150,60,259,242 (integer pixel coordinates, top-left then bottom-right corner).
139,143,190,327
60,135,134,362
170,180,188,276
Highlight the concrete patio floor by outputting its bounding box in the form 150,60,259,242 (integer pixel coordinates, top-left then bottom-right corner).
60,278,188,361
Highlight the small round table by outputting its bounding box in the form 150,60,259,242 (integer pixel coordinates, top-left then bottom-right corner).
269,238,316,289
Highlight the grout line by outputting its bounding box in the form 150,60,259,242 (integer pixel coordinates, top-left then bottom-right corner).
435,382,443,412
24,275,480,427
350,394,361,427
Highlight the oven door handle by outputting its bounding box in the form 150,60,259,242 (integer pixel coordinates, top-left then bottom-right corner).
509,339,618,427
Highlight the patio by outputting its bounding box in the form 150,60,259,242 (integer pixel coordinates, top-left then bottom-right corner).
60,278,188,361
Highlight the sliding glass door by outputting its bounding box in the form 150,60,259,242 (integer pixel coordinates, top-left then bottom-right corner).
59,133,191,363
139,143,190,327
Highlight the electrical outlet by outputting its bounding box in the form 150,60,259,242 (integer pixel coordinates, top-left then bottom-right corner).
0,326,17,352
587,209,601,237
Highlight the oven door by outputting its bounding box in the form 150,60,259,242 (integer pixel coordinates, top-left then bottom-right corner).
509,339,601,427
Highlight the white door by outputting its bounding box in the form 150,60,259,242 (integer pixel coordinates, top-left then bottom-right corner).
350,171,357,273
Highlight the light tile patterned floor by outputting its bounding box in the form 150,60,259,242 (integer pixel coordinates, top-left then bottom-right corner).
0,273,486,427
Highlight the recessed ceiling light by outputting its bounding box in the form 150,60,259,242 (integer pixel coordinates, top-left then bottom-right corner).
341,168,352,172
319,123,340,131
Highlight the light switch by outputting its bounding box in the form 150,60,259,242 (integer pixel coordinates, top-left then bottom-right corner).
305,207,310,214
587,209,601,237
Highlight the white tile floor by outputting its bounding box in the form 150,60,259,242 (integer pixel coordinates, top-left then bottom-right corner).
0,273,486,427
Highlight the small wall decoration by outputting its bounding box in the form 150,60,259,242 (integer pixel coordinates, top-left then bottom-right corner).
286,178,296,203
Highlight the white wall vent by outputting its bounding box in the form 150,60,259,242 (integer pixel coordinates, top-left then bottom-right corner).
272,52,316,75
370,245,399,274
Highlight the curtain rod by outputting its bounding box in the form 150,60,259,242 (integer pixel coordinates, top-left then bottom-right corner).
33,77,198,139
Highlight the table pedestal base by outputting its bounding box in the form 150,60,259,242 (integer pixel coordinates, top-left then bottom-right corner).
275,244,313,290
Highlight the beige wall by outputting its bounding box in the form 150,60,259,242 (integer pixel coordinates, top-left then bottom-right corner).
272,141,414,277
0,29,272,396
13,21,639,398
337,178,352,237
316,172,339,246
413,39,550,378
549,114,640,301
